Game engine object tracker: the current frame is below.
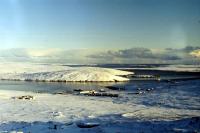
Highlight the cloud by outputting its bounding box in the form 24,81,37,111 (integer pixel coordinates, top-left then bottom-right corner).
0,46,199,64
88,46,200,64
190,49,200,58
88,47,182,61
0,48,102,64
182,46,200,52
26,48,62,58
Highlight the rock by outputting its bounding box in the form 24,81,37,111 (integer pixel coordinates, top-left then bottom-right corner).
165,79,178,84
9,131,23,133
138,91,145,94
80,90,118,97
96,93,118,97
76,122,100,128
146,88,151,91
133,91,145,95
105,86,125,91
73,89,84,92
189,117,200,125
124,74,135,78
99,89,106,92
54,92,69,95
53,124,58,130
80,90,94,94
52,111,64,118
146,88,154,92
133,75,156,78
129,88,154,95
12,95,34,100
48,121,60,130
64,122,73,126
122,113,135,118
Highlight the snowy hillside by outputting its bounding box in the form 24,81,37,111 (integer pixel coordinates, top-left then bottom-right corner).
0,63,133,82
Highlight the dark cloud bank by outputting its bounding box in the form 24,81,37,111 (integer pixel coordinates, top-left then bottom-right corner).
87,46,200,64
0,46,199,64
88,48,181,60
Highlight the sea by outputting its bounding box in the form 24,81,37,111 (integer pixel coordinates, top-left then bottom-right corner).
0,64,199,111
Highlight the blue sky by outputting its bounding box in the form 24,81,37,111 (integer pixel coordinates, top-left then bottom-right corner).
0,0,200,49
0,0,200,64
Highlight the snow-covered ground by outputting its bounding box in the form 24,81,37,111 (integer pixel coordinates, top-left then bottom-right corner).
0,63,133,82
0,89,199,133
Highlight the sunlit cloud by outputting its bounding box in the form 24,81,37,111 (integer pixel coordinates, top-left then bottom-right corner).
190,49,200,58
26,48,62,57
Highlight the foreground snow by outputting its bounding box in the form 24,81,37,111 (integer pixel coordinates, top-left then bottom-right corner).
0,90,199,133
0,63,133,82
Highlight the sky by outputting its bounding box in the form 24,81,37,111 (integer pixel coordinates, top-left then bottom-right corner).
0,0,200,64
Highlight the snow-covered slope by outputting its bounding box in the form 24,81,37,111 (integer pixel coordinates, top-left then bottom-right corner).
0,63,71,73
0,63,133,82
